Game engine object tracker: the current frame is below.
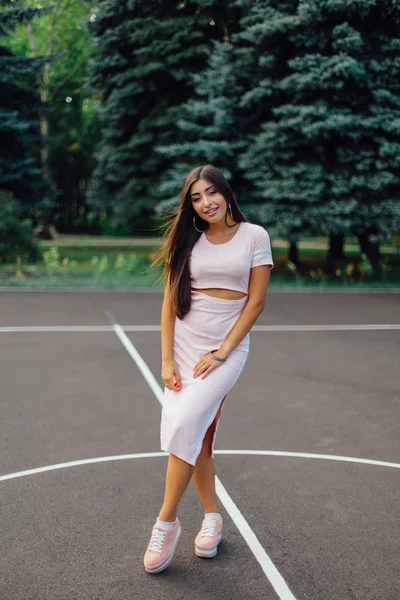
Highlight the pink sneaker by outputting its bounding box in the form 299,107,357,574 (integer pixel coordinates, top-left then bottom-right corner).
195,514,223,558
144,518,182,574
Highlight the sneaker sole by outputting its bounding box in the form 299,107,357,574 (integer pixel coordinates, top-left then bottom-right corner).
144,526,182,574
195,533,222,558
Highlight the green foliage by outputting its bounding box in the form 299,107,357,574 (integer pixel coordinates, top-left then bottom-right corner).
0,190,38,263
0,4,46,207
156,41,245,213
237,0,400,245
27,245,151,286
87,0,239,231
3,0,400,269
3,0,100,226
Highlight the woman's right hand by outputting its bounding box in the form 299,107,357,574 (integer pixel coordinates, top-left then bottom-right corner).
162,359,182,391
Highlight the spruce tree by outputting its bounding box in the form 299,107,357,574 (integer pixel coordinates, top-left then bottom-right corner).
0,5,48,209
87,0,206,232
87,0,239,232
239,0,400,276
231,0,302,263
233,0,296,140
156,40,243,214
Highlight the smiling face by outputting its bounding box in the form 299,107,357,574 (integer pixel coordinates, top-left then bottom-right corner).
190,178,228,224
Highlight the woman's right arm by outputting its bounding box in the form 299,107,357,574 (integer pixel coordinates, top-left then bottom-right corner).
161,284,182,391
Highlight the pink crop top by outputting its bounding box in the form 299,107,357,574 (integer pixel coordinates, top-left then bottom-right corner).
190,221,274,295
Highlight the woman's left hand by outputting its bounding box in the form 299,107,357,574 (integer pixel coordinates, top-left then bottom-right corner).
193,351,225,380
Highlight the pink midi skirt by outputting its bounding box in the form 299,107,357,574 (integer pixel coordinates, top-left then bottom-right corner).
160,290,249,466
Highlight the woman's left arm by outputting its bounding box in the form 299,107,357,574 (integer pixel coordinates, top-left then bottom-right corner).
216,265,272,360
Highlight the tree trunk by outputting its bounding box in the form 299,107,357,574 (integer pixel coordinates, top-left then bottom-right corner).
25,3,58,239
358,231,381,280
288,241,300,268
39,83,58,238
326,233,345,274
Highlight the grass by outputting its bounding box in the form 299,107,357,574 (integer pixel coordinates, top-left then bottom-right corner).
0,236,399,291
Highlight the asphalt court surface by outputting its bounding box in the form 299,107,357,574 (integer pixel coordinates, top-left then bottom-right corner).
1,291,399,600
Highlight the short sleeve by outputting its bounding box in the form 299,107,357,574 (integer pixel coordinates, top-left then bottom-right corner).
251,226,274,269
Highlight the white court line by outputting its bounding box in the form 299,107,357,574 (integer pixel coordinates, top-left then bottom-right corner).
1,451,398,598
124,324,400,332
252,324,400,331
1,316,398,595
215,476,301,597
109,321,296,600
0,326,113,333
112,324,164,405
1,451,398,597
115,325,161,332
215,450,400,469
2,451,398,483
0,453,165,482
1,288,400,294
1,323,400,333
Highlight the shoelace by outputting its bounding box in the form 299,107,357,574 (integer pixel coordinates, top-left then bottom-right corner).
200,518,218,537
148,529,167,553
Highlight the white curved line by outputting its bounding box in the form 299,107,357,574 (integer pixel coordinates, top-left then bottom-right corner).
2,449,398,600
112,319,298,599
215,450,400,469
1,450,399,483
0,452,167,482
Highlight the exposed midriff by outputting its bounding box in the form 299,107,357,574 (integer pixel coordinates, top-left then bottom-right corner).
191,287,247,300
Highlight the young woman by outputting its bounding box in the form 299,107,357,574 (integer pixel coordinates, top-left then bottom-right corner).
144,165,274,574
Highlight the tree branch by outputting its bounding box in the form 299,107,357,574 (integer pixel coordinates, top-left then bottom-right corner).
46,0,65,57
50,61,84,100
23,0,46,88
24,1,38,57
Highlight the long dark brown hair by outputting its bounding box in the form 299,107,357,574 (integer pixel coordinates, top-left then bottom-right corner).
151,165,249,319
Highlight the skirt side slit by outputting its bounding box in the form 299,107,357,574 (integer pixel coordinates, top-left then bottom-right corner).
193,394,227,464
160,291,249,467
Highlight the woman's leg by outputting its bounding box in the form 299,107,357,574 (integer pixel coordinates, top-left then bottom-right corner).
158,454,195,522
158,395,226,521
193,422,219,514
193,395,226,514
